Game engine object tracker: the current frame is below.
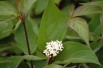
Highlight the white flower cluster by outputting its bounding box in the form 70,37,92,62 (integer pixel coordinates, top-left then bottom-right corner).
43,40,64,58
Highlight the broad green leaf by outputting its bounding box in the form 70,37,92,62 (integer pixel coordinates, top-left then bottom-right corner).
0,55,45,68
29,19,39,36
0,18,14,39
34,0,48,14
0,58,11,63
0,56,23,68
23,55,46,61
15,20,37,54
35,60,48,68
68,17,90,47
0,1,17,16
43,64,64,68
55,41,100,65
82,1,103,8
88,14,101,41
73,5,102,17
38,0,68,51
66,28,94,41
35,50,46,58
65,28,81,40
19,0,37,15
34,0,61,14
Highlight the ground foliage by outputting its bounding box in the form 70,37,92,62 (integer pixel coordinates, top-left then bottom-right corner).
0,0,103,68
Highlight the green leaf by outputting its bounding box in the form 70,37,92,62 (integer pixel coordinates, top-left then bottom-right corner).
52,0,61,4
35,50,46,58
43,64,64,68
0,56,23,68
23,55,46,61
88,14,101,41
73,5,102,17
65,28,93,41
55,41,100,65
90,42,103,52
34,0,48,14
35,60,48,68
29,19,39,36
0,55,45,68
68,17,90,47
34,0,61,14
65,28,82,40
18,62,29,68
11,44,23,54
0,16,13,21
0,18,14,39
0,58,11,63
38,0,68,51
0,44,14,52
15,20,37,54
0,1,17,16
82,1,103,8
19,0,37,15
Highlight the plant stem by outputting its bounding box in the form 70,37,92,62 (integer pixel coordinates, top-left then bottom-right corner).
48,56,54,64
20,14,34,68
22,19,31,55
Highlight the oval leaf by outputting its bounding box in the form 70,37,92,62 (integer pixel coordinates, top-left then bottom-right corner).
19,0,37,15
0,1,17,16
73,5,102,17
0,19,14,39
0,56,23,68
38,0,68,51
82,1,103,8
55,41,100,65
68,17,90,47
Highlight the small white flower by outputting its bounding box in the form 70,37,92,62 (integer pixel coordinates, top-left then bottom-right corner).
43,40,64,58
